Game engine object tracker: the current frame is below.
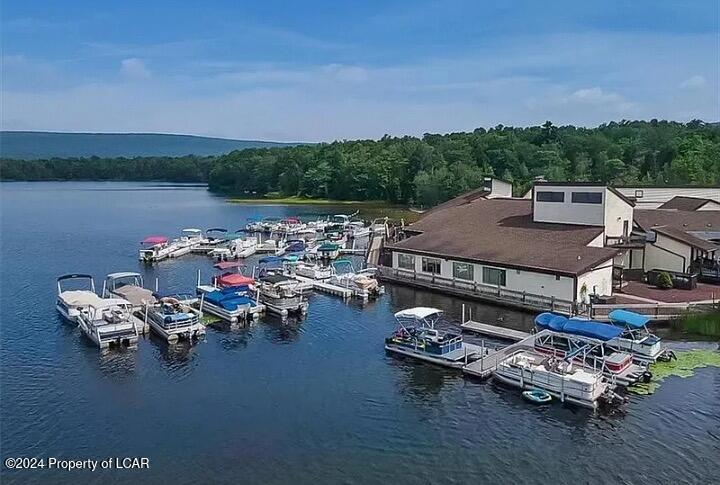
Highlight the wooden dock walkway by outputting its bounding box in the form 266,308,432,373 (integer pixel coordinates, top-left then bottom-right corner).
460,320,529,341
291,275,354,299
462,330,548,379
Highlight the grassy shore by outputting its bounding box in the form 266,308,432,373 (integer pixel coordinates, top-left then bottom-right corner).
675,311,720,337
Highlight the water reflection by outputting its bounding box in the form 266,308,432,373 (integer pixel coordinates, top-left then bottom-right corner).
261,315,305,344
388,355,461,403
97,347,139,377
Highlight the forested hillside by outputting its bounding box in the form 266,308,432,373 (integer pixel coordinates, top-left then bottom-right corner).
0,131,295,159
208,120,720,206
3,121,718,207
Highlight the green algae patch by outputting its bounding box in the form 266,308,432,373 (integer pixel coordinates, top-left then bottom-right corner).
201,314,222,325
629,350,720,395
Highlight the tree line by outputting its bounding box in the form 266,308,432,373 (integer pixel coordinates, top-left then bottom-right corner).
2,120,719,207
0,156,213,183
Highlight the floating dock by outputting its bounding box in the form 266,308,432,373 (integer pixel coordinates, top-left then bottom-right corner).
291,275,354,299
460,320,530,341
462,330,549,379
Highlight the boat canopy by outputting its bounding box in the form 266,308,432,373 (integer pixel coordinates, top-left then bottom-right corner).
206,227,228,234
217,273,254,287
394,307,443,320
57,273,94,282
203,288,253,310
536,313,624,341
106,272,142,280
142,235,168,245
283,217,301,223
261,274,294,284
259,256,283,265
565,318,624,341
608,309,650,329
534,312,568,332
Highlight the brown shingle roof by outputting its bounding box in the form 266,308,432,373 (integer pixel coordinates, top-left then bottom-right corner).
652,226,719,252
419,187,490,217
390,198,618,276
634,209,720,232
657,196,716,211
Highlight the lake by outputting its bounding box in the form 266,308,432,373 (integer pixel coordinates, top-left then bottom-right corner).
1,182,718,485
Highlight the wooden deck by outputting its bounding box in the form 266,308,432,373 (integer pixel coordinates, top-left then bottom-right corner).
460,320,529,341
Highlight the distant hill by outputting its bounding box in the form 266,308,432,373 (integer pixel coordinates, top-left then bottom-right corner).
0,131,298,159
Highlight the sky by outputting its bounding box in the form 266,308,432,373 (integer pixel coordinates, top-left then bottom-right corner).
1,0,718,142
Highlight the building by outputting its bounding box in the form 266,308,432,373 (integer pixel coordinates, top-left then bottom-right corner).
657,196,720,211
382,181,720,313
621,208,720,274
615,186,720,209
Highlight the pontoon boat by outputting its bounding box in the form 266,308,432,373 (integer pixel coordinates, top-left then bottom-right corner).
534,313,651,386
76,299,140,349
256,274,308,318
385,307,486,368
143,296,205,343
493,349,621,410
56,274,103,322
607,310,675,363
139,235,172,262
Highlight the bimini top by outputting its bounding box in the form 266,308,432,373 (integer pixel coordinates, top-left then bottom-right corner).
259,256,283,267
206,227,227,233
537,313,622,341
394,307,443,320
106,272,142,280
217,273,254,287
608,309,650,329
566,318,624,341
182,228,202,235
534,312,568,332
142,236,168,245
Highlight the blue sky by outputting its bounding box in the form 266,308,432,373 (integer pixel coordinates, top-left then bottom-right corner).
1,0,717,141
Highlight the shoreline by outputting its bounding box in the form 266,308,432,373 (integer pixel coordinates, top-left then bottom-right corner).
226,196,401,207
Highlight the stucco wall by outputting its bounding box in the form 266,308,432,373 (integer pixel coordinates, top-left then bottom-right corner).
603,188,634,238
644,233,691,273
391,251,576,301
576,261,614,302
533,186,606,226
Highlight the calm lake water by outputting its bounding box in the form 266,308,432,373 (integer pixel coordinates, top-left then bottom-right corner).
1,182,718,485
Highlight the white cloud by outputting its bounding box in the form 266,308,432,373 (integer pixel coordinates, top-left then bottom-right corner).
2,32,717,141
120,58,151,80
680,75,707,89
565,87,637,112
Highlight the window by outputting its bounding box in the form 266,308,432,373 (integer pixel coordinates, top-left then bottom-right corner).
398,253,415,270
571,192,602,204
634,189,644,198
421,257,441,274
536,191,565,202
452,262,474,280
482,267,506,286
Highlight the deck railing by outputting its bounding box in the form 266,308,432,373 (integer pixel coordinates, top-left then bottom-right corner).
588,301,716,321
378,266,576,314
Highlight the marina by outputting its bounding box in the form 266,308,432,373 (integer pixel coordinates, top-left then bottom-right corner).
2,182,718,485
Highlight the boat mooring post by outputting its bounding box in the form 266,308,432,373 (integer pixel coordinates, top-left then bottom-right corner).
155,277,159,292
196,269,201,287
462,304,466,324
